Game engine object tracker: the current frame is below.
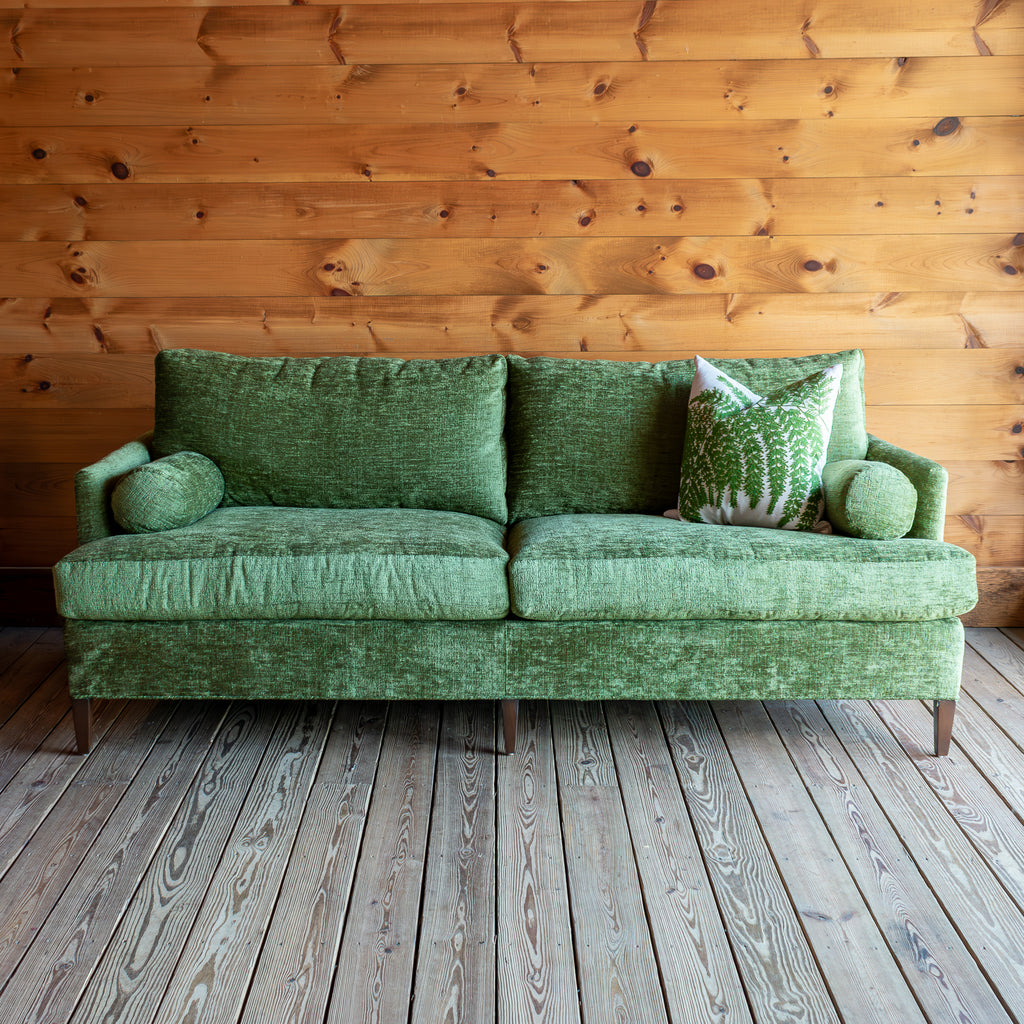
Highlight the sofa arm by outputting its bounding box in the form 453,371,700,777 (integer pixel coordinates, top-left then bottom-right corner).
865,434,947,541
74,432,154,544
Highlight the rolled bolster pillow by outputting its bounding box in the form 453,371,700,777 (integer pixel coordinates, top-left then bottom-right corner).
822,459,918,540
112,451,225,533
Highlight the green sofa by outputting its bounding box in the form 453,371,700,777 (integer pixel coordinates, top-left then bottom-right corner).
53,348,978,756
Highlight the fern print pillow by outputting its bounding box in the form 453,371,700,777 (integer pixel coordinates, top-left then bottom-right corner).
676,356,843,532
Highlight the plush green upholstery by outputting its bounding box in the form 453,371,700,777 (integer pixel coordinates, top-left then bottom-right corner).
55,350,977,757
64,618,506,700
155,349,508,522
823,460,919,540
508,514,976,622
506,350,866,522
112,451,225,534
55,508,509,622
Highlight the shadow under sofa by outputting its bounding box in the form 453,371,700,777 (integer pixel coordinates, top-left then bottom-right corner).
53,349,978,756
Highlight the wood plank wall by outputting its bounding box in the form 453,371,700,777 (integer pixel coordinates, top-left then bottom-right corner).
0,0,1022,622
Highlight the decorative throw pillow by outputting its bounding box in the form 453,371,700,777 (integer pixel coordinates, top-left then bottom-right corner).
112,451,225,533
822,460,918,540
676,356,843,531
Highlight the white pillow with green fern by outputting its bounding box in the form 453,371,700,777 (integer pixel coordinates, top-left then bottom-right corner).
676,356,843,532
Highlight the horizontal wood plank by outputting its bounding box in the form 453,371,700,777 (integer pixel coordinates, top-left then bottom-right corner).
4,3,1022,63
0,462,76,516
3,118,1018,183
4,348,1022,409
866,405,1024,462
962,569,1024,626
0,516,77,565
4,60,1020,126
946,460,1024,516
4,294,1023,353
2,176,1018,242
1,235,1020,298
944,515,1024,565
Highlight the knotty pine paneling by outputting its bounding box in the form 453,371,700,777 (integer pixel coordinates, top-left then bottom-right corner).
1,178,1020,242
4,295,1023,353
4,59,1022,125
2,1,1021,59
0,0,1021,620
0,234,1020,298
4,118,1022,182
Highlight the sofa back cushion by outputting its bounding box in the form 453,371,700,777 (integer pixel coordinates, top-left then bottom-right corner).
506,350,866,521
154,350,508,522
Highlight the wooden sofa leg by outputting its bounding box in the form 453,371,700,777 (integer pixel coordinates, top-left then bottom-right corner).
502,699,519,755
934,699,956,757
72,698,93,755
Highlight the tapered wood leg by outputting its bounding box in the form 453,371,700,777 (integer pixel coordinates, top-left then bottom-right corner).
502,699,519,755
72,698,92,754
934,699,956,756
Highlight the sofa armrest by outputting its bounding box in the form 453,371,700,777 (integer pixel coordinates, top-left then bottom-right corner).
74,432,154,544
865,434,947,541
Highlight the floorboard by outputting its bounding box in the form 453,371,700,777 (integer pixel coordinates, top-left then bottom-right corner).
0,629,1023,1024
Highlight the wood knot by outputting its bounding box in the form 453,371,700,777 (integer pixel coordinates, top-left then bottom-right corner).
593,82,607,96
1013,233,1024,247
330,287,350,296
511,316,531,331
1004,265,1019,275
933,117,960,137
630,160,652,177
74,195,88,207
110,162,130,180
693,264,716,280
804,260,824,272
31,148,47,160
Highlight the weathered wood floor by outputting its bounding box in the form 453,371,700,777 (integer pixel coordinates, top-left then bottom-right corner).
1,627,1023,1024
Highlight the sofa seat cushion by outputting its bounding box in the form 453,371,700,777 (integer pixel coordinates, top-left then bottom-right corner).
507,514,977,622
55,508,509,622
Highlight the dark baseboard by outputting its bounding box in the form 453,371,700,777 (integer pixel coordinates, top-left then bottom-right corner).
962,568,1024,627
0,568,62,627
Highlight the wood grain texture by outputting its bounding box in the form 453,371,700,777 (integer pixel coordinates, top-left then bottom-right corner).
411,703,496,1024
550,701,670,1024
4,348,1021,409
326,703,439,1024
960,642,1024,748
4,59,1020,126
0,698,125,887
0,703,226,1024
4,294,1023,353
70,702,277,1024
871,697,1024,913
0,700,173,993
4,118,1019,183
605,701,753,1024
946,460,1024,516
944,515,1024,563
765,698,1015,1024
4,3,1022,63
496,700,581,1024
715,700,928,1024
866,405,1024,461
659,700,842,1024
240,704,386,1024
149,702,333,1024
1,234,1019,298
5,177,1018,242
819,697,1024,1011
962,569,1024,627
